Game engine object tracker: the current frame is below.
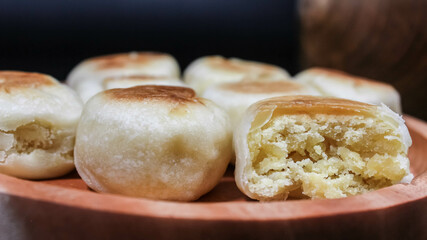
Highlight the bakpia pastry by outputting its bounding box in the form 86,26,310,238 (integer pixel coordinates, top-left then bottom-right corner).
184,56,290,95
203,80,320,129
294,68,402,113
0,71,83,179
66,52,180,102
234,96,412,200
74,85,232,201
102,75,187,90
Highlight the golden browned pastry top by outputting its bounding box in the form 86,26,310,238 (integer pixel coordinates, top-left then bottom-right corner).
0,71,55,92
103,75,170,83
104,85,202,104
305,68,394,89
206,56,278,73
87,52,171,70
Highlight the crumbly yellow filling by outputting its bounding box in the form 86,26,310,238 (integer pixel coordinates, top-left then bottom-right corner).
247,114,408,200
14,123,56,153
0,122,74,158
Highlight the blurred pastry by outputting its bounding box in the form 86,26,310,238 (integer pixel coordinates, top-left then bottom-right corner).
74,85,232,201
234,95,412,200
184,56,290,95
102,75,187,90
294,68,402,113
66,52,180,102
0,71,83,179
203,80,320,129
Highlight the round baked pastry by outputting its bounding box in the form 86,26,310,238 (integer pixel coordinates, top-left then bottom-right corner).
66,52,180,102
74,85,232,201
102,75,187,90
203,80,320,129
234,95,412,200
184,56,290,95
294,68,402,113
0,71,83,179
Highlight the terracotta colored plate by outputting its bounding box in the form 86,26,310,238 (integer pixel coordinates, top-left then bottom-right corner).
1,116,426,239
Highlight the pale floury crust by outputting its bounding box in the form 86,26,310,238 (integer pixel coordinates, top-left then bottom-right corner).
184,56,291,95
234,96,412,200
74,85,232,201
294,68,402,113
0,71,83,179
66,52,181,102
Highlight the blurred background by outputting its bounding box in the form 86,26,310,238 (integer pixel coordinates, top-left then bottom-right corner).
0,0,426,119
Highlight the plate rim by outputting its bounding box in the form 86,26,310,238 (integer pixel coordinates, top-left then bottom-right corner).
0,115,426,222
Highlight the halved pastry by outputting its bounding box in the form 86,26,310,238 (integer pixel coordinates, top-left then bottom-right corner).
234,96,412,200
0,71,83,179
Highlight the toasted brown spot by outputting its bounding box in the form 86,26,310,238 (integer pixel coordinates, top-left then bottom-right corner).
0,71,56,93
306,68,394,89
206,56,279,73
104,85,201,104
90,52,170,70
254,95,376,118
220,81,306,94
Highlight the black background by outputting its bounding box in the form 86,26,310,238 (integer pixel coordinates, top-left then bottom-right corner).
0,0,299,80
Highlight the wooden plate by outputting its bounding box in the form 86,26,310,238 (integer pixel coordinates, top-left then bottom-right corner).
1,116,426,239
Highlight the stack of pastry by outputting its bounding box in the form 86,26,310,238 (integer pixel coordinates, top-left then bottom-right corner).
0,52,412,202
183,59,411,200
